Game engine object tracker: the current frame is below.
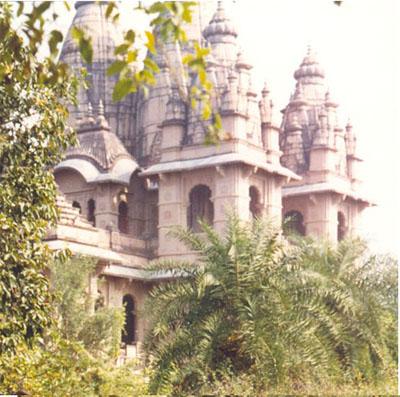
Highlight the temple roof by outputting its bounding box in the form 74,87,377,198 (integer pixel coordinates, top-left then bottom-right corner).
294,46,325,81
59,1,136,147
203,1,238,43
57,103,139,185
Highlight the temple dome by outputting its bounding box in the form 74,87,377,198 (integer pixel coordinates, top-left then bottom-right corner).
203,1,238,43
294,47,325,80
60,1,136,152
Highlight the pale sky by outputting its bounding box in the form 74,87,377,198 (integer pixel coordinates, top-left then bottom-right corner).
32,0,400,254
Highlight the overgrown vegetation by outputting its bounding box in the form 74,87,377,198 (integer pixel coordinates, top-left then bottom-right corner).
0,1,397,395
0,257,148,396
144,217,398,396
0,2,77,354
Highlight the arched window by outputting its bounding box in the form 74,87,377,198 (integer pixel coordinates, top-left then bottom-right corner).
337,211,346,241
87,199,96,226
187,185,214,232
118,201,129,234
249,186,262,218
122,294,136,345
284,210,305,236
72,201,81,214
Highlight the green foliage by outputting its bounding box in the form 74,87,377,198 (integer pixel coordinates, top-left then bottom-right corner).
103,1,223,142
50,256,125,360
0,2,76,354
0,256,148,396
0,336,150,397
145,216,398,396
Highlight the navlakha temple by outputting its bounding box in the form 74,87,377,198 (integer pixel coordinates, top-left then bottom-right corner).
46,1,372,359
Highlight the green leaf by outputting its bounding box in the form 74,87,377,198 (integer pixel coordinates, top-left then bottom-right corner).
63,1,71,11
48,30,63,56
112,78,135,102
114,43,130,56
79,37,93,64
145,31,156,54
143,57,160,73
71,26,84,41
17,2,24,17
107,60,127,76
34,1,51,17
105,1,116,19
126,50,138,64
124,29,135,44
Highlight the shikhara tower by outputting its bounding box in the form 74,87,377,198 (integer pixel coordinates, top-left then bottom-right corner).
47,1,373,359
280,47,370,241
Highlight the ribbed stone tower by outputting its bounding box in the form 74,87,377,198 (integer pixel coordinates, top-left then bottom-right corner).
280,47,372,241
51,2,373,359
60,1,136,153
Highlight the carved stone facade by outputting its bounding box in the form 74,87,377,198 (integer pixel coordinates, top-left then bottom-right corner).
48,1,372,358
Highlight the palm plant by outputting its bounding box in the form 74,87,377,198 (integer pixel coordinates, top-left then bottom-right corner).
297,238,397,380
144,216,397,396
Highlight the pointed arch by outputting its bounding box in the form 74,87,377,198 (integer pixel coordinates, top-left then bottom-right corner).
87,198,96,226
187,184,214,232
72,201,81,214
249,186,262,218
122,294,136,345
337,211,346,241
118,201,129,234
284,210,305,236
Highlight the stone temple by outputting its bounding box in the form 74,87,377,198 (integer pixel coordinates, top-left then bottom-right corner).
47,1,373,358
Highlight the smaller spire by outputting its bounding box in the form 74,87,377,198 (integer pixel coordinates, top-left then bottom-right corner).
345,118,357,155
203,1,238,43
294,46,325,81
96,100,110,129
345,118,353,132
290,83,307,108
86,102,95,124
261,81,270,97
98,100,104,117
314,108,329,146
259,82,273,124
325,89,338,107
236,49,252,70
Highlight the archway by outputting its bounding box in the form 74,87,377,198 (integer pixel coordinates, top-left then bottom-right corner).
118,201,129,233
87,199,96,226
249,186,262,218
337,211,346,241
72,201,81,214
187,184,214,232
122,294,136,345
284,210,305,236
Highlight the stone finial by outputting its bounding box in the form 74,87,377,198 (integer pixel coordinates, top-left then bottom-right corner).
259,82,273,124
98,100,104,117
236,48,252,70
203,0,238,42
294,45,325,81
345,118,353,132
325,89,338,107
345,118,357,155
96,100,110,129
313,107,330,146
86,102,95,124
261,81,270,97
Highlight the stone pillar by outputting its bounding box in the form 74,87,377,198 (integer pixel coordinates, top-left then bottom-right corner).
305,193,338,242
95,183,124,231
